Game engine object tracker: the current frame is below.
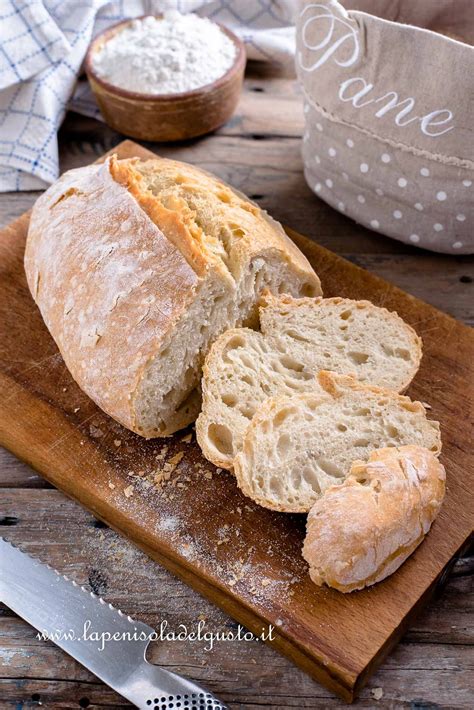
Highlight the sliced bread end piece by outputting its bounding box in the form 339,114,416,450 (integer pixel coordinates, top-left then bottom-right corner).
302,445,446,592
234,371,441,513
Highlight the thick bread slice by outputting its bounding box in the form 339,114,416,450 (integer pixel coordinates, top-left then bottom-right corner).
24,156,320,437
196,327,323,468
233,371,441,512
260,293,422,391
196,293,422,469
303,446,446,592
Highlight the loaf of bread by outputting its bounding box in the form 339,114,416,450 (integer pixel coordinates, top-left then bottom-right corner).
302,446,446,593
233,371,441,512
197,293,422,469
24,156,320,437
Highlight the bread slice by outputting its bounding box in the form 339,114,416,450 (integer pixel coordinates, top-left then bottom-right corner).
302,445,446,592
196,293,422,469
233,371,441,512
24,156,320,437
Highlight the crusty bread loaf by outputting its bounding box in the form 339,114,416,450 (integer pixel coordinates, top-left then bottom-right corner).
303,446,446,593
24,156,320,437
196,293,422,469
233,371,441,512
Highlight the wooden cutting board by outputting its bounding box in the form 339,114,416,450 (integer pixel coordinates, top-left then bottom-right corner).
0,141,472,703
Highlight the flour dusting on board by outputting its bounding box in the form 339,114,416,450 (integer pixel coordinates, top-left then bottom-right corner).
93,417,305,610
92,12,237,95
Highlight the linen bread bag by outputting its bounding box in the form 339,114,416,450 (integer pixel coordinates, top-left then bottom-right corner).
297,0,474,253
24,156,320,437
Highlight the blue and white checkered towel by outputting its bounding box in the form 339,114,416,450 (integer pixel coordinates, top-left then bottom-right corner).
0,0,296,192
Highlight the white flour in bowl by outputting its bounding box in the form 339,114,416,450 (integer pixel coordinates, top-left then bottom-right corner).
92,11,237,95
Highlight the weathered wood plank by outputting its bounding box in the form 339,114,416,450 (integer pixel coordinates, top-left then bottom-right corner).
348,255,474,326
0,449,50,489
2,628,473,709
0,192,39,228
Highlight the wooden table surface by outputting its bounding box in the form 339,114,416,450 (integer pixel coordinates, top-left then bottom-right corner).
1,64,473,709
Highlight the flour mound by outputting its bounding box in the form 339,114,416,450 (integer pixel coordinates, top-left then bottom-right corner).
92,12,237,95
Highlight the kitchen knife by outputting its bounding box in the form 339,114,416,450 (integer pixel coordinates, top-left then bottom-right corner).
0,537,227,709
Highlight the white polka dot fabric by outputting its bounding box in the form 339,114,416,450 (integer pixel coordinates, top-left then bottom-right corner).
296,0,474,254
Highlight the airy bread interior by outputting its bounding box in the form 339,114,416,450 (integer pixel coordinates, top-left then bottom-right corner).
260,294,421,391
233,371,441,512
110,158,320,436
197,294,422,468
134,256,306,436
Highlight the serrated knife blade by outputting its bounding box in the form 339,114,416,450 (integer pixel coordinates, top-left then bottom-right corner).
0,537,227,709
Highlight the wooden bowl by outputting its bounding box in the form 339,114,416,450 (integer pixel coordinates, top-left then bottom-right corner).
85,16,246,142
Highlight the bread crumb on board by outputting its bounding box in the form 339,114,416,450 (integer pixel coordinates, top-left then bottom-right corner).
371,687,384,700
156,445,169,461
169,452,184,466
124,484,134,498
